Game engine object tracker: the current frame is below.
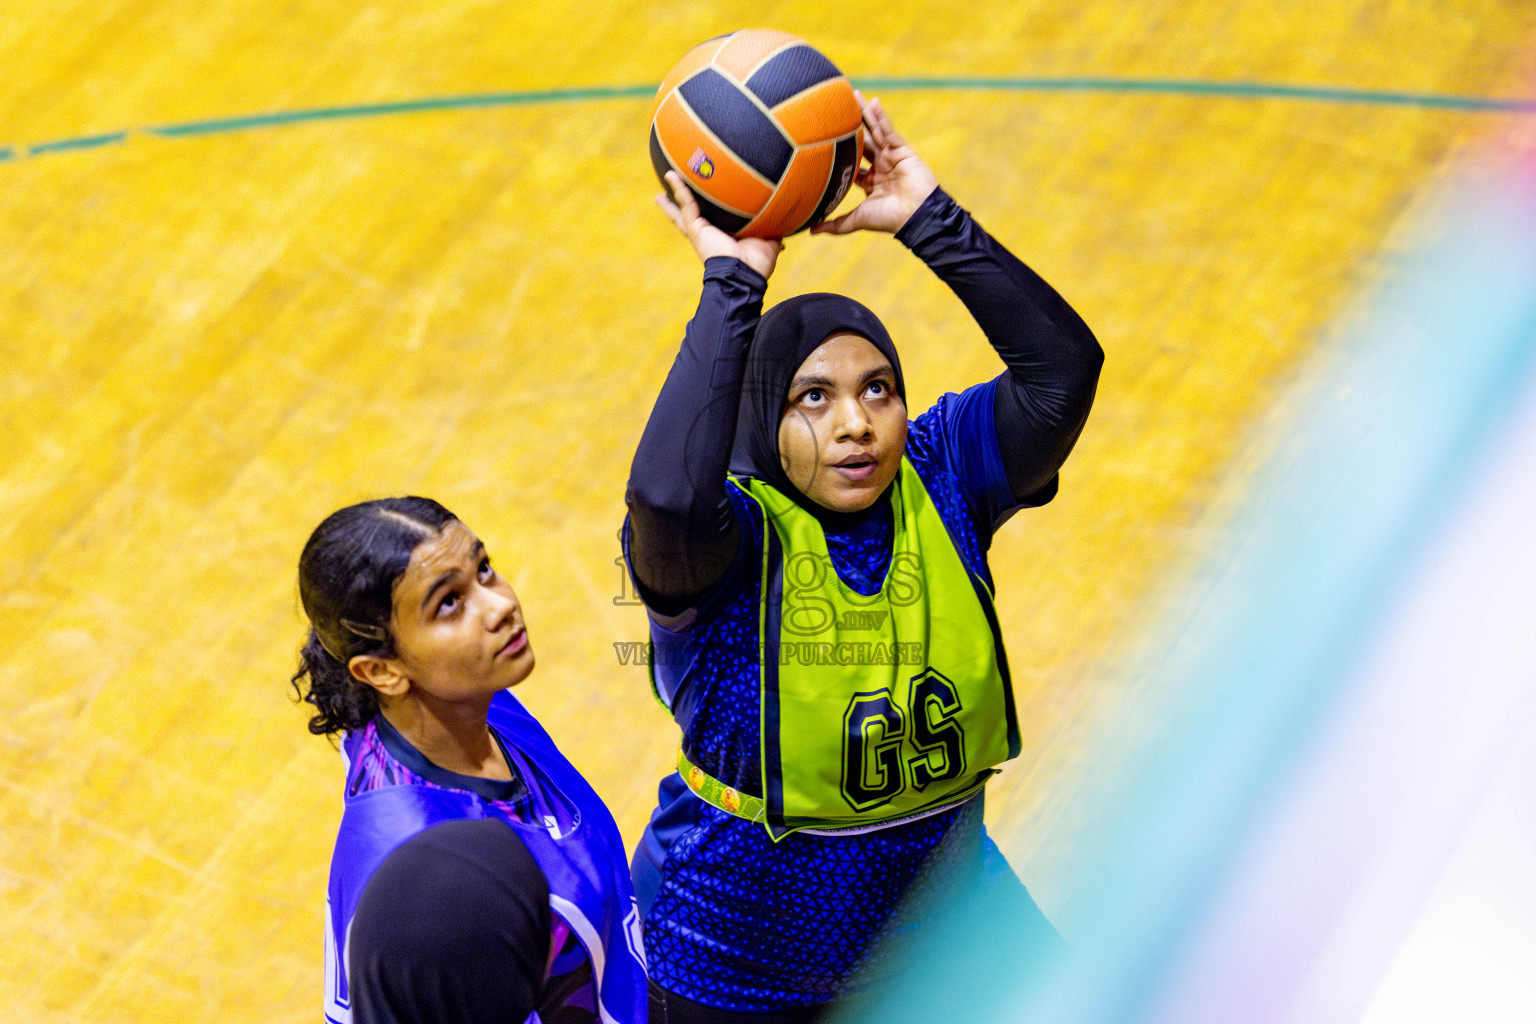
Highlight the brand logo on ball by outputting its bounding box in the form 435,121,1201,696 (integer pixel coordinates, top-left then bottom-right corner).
687,148,715,179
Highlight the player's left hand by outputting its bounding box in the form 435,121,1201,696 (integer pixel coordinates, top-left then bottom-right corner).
656,170,783,280
811,94,938,236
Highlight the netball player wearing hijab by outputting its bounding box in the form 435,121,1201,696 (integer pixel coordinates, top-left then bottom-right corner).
293,497,649,1024
624,97,1104,1022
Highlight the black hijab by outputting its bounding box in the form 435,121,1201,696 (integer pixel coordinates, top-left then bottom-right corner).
728,293,906,528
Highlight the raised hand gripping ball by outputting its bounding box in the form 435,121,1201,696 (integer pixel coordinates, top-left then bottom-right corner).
649,30,864,238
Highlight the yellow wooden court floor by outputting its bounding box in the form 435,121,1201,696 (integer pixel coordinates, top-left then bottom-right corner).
2,2,1534,1020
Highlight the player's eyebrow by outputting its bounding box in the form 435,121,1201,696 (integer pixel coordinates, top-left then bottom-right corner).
788,364,893,396
788,373,836,394
420,540,486,610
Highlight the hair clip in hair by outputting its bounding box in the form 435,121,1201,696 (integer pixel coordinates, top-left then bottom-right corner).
314,630,347,662
340,618,387,643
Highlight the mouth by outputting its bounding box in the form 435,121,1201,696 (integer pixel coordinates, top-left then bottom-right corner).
831,453,879,481
497,627,529,659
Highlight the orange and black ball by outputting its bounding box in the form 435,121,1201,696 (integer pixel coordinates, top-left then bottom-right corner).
649,30,864,238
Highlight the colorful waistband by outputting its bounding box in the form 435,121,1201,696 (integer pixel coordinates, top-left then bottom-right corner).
676,748,767,823
675,749,990,835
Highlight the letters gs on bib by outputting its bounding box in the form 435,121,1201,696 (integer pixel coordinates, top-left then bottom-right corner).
842,670,967,812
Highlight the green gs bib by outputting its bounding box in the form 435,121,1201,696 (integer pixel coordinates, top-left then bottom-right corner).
702,457,1020,838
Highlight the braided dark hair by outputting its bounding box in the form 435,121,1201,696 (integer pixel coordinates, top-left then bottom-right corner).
291,496,458,735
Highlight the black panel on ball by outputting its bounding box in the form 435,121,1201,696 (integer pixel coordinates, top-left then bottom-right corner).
648,126,675,191
677,69,793,183
799,133,860,233
746,45,842,108
688,189,753,235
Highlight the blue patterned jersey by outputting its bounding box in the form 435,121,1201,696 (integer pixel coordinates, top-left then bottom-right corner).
630,378,1041,1011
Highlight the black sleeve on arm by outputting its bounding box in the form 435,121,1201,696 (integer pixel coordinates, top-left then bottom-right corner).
897,189,1104,503
349,819,550,1024
626,256,766,613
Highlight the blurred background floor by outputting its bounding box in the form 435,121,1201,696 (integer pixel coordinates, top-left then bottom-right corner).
2,2,1534,1020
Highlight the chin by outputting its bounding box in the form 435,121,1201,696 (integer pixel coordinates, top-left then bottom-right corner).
818,476,893,513
829,489,881,513
505,652,536,687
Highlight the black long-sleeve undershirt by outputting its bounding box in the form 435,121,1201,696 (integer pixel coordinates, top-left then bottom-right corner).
625,256,764,606
902,191,1103,501
626,188,1103,610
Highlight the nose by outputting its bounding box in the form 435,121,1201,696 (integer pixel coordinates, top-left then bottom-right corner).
482,584,518,630
832,393,872,442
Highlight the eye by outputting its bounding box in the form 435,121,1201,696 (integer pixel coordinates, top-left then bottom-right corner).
478,557,496,583
435,591,462,618
800,388,825,407
866,380,888,398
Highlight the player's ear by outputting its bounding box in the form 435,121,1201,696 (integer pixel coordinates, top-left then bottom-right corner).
349,655,409,697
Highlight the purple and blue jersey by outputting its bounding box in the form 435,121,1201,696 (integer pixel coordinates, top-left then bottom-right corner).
324,692,648,1024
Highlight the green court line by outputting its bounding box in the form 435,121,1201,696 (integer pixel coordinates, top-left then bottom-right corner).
145,86,656,137
862,76,1536,112
26,132,128,156
6,77,1534,160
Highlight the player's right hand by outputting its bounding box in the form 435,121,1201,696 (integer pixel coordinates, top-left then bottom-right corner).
811,94,938,236
657,170,782,281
